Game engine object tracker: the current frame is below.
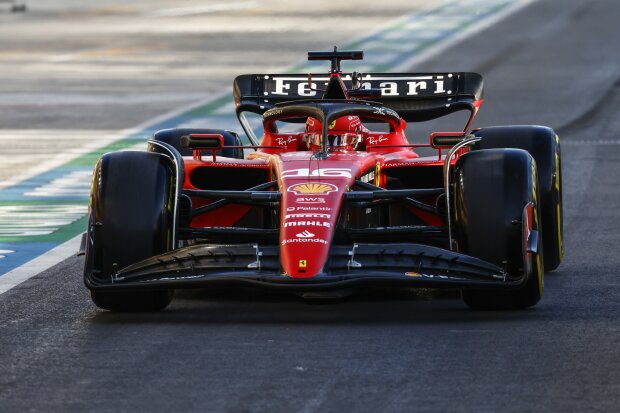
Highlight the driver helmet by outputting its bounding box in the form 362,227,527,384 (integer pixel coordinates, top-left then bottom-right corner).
305,116,366,151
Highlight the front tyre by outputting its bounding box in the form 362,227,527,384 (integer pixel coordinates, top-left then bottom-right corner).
473,126,562,271
84,151,175,312
454,149,544,310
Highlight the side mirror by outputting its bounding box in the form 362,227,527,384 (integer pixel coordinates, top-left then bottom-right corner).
430,132,469,149
181,134,224,161
180,134,224,150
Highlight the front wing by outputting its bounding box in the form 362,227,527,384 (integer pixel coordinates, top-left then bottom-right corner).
84,243,529,293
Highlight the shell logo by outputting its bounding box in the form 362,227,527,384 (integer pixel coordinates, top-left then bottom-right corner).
287,182,338,195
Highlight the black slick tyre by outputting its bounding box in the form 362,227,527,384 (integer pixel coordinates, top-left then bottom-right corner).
84,151,174,312
473,125,562,271
454,148,544,310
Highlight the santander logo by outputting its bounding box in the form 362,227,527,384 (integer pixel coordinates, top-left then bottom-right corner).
296,230,315,238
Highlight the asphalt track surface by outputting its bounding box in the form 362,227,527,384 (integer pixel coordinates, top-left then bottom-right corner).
1,0,620,411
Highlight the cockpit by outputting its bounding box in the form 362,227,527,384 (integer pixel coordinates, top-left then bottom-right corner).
304,116,365,151
259,101,408,154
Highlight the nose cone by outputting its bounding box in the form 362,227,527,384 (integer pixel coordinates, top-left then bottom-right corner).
280,180,345,278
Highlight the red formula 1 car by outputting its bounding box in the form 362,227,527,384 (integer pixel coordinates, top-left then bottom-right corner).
82,49,563,311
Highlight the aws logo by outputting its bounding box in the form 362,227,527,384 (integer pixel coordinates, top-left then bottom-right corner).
287,182,338,195
296,197,326,204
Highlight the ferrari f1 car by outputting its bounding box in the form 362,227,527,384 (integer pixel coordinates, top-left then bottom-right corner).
82,49,563,311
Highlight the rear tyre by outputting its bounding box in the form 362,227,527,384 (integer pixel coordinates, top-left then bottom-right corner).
84,151,174,312
473,126,562,271
454,149,544,310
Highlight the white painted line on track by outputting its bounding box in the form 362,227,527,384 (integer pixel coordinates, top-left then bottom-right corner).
0,204,87,237
0,97,216,191
0,234,82,295
0,133,121,191
24,171,93,198
0,130,119,191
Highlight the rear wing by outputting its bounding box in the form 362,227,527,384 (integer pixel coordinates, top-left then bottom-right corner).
233,72,483,123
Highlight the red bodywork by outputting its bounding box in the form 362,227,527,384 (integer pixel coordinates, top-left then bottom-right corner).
181,70,483,279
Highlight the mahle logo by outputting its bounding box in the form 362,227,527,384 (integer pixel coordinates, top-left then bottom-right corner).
288,182,337,195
